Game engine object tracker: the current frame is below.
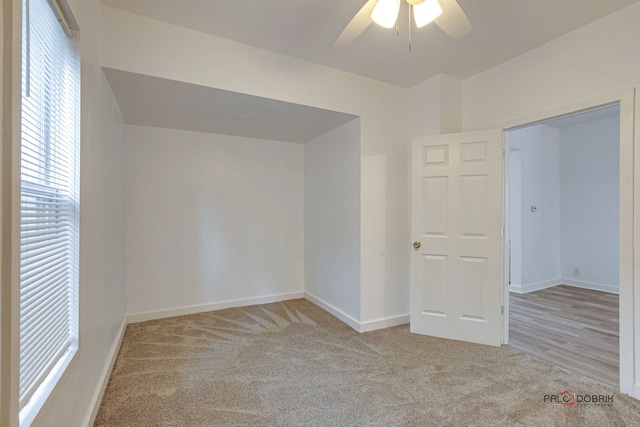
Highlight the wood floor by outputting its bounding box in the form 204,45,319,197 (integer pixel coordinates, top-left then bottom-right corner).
509,285,619,386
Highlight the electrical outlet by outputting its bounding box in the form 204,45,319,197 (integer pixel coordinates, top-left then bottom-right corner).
573,267,580,276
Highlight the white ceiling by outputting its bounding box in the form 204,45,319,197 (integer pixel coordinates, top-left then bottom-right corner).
103,68,357,143
101,0,638,88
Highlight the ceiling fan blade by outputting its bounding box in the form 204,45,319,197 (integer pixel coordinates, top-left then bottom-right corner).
333,0,377,48
434,0,472,39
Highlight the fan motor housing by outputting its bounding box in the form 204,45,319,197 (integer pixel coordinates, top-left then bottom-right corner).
407,0,427,5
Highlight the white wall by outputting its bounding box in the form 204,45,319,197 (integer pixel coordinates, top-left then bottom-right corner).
101,6,410,326
460,4,638,395
304,119,361,325
560,116,620,292
509,118,620,294
508,125,561,292
463,3,640,131
409,74,463,137
125,125,304,318
29,1,128,426
409,76,440,137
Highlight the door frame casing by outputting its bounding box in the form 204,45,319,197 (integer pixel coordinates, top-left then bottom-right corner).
507,148,522,292
499,88,636,396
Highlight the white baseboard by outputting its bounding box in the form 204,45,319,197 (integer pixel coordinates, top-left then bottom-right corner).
304,292,361,331
359,314,410,333
561,278,619,295
509,278,561,294
126,291,305,324
304,292,409,333
632,383,640,401
509,278,619,295
508,284,525,294
83,319,127,427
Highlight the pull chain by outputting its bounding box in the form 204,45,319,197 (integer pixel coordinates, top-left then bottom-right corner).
408,4,412,51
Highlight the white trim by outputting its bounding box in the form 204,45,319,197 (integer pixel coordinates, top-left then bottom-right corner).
82,319,126,427
509,278,619,295
126,291,305,324
633,383,640,401
616,88,635,396
501,88,635,395
509,279,561,294
359,315,410,333
498,90,632,131
509,277,620,295
304,292,409,333
502,133,510,345
561,278,619,295
304,292,360,331
20,347,78,427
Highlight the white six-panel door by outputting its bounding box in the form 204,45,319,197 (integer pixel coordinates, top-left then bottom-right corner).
410,130,503,346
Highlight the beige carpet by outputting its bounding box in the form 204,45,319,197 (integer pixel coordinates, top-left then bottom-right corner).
95,299,640,426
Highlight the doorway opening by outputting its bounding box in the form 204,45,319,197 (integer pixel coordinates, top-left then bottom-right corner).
505,104,621,386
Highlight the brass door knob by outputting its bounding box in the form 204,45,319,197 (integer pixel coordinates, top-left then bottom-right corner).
413,241,421,249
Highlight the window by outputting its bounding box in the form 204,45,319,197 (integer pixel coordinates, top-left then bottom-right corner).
19,0,79,425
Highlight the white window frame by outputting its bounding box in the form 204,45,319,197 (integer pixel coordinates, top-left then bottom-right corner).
17,0,80,425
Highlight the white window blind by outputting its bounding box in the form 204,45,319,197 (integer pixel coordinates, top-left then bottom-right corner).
19,0,80,423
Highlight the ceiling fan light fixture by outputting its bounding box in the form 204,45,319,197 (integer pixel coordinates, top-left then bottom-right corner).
371,0,401,29
413,0,443,28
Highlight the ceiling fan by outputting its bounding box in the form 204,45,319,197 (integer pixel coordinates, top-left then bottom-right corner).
334,0,472,47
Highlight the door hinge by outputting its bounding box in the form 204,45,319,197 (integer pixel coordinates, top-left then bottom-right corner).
501,227,504,237
501,305,504,315
502,148,505,159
